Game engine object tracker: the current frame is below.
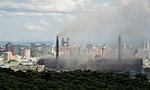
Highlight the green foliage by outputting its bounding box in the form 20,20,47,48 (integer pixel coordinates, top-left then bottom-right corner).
0,68,149,90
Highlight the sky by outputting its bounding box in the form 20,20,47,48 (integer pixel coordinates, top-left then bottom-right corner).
0,0,150,43
0,0,103,42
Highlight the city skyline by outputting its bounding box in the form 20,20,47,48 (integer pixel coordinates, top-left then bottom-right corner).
0,1,150,89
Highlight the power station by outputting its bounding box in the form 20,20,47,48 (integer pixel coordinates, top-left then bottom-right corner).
87,35,143,72
38,35,143,72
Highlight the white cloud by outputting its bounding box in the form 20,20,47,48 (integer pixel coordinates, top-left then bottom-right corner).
0,0,92,16
120,0,130,6
65,15,77,21
53,17,64,23
40,20,49,25
0,0,77,12
24,23,42,31
0,10,65,16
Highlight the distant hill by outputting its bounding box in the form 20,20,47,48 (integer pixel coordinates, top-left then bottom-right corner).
0,41,54,46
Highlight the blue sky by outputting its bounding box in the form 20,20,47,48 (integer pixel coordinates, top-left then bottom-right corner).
0,0,150,43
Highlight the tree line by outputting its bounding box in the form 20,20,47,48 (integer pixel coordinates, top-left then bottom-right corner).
0,68,150,90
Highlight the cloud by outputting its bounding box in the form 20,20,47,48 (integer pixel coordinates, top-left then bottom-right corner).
0,10,67,16
0,0,92,16
53,17,64,23
58,0,150,42
65,14,77,21
40,20,49,25
24,23,42,31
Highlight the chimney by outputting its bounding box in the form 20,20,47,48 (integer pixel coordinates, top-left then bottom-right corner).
56,35,59,59
118,35,121,61
56,35,59,70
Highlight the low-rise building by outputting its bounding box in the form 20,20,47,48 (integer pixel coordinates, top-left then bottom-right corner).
3,51,12,62
36,65,45,72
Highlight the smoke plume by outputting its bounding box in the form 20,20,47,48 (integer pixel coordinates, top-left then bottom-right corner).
58,0,150,42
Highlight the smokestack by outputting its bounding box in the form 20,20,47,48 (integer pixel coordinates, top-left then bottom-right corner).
56,35,59,59
118,35,121,61
56,35,59,70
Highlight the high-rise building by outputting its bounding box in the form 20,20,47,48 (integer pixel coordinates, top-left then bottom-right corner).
12,46,16,55
147,42,150,50
6,42,13,52
3,51,12,62
24,49,30,58
16,47,19,55
142,40,147,49
97,45,102,55
123,43,127,50
19,47,25,57
95,48,99,56
66,37,69,46
62,37,65,46
102,45,107,55
30,43,36,57
33,48,39,57
41,43,47,55
30,43,36,49
61,37,70,47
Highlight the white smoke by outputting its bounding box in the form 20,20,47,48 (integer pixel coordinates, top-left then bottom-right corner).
58,0,150,42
